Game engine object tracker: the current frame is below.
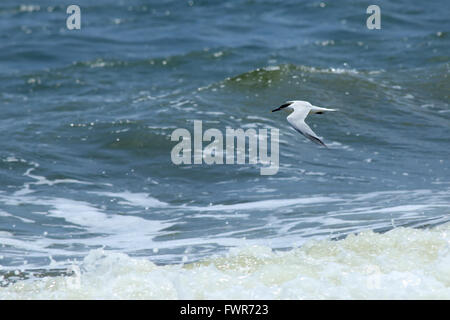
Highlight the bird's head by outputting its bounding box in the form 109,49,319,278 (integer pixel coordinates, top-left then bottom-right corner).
271,100,312,113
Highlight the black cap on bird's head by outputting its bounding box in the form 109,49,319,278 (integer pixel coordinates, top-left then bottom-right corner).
272,101,293,112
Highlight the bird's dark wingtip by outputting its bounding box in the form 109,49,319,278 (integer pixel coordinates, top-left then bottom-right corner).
308,134,328,148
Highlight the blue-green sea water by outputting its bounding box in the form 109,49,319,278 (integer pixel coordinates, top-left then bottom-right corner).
0,1,449,298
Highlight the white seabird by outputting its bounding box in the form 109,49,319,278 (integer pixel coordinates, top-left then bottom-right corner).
272,100,337,147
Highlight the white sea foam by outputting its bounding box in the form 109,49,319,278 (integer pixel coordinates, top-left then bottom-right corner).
90,191,168,208
1,223,449,299
189,196,338,211
1,176,449,273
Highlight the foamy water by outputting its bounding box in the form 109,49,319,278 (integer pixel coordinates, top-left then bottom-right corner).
1,223,449,299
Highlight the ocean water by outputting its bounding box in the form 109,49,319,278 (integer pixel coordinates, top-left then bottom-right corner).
0,0,449,299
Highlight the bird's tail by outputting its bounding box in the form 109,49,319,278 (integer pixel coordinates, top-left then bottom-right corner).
311,106,337,114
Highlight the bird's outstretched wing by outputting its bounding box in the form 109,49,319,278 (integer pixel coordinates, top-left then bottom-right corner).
287,110,327,147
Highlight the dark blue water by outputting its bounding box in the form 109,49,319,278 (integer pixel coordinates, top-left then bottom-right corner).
0,0,449,280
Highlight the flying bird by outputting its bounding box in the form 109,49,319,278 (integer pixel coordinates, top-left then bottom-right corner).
272,100,336,147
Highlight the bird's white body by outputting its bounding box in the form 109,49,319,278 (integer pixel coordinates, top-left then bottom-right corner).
272,100,336,147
